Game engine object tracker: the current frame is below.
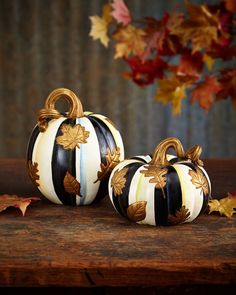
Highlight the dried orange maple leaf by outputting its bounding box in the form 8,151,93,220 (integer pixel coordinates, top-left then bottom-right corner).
0,195,40,216
225,0,236,12
208,192,236,218
155,75,191,115
177,51,203,78
113,25,146,59
170,2,221,53
217,68,236,106
111,0,131,26
191,76,222,111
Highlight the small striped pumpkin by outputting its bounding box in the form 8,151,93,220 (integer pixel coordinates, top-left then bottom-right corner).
108,137,211,226
27,88,124,205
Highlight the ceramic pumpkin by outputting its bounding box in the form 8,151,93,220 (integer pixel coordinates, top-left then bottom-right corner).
108,137,211,226
27,88,124,205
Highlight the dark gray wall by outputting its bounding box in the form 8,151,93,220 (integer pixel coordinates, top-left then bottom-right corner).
0,0,235,158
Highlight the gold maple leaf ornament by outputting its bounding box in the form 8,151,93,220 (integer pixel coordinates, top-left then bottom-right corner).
56,124,90,150
111,167,128,196
140,164,167,189
189,168,209,195
95,147,121,183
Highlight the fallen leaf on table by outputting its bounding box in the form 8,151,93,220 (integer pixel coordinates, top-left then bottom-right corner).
0,195,41,216
208,192,236,218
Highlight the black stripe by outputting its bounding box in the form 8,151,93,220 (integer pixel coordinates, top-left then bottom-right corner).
51,118,76,206
87,116,117,163
88,116,117,202
166,166,182,215
154,185,168,226
112,162,143,218
199,169,211,215
131,156,150,163
91,179,108,204
27,125,40,161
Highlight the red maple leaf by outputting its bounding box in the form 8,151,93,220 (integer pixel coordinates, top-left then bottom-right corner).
177,51,203,79
191,76,222,111
124,55,167,86
216,68,236,106
111,0,131,26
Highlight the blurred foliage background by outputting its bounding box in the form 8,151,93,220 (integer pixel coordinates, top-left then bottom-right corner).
0,0,235,158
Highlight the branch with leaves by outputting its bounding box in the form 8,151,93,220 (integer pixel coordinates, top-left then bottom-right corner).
89,0,236,114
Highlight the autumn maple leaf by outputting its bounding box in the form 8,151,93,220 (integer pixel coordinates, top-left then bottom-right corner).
155,75,190,115
89,4,113,47
170,2,221,52
111,0,131,26
0,195,40,216
208,192,236,218
225,0,236,12
113,25,146,58
124,55,167,86
177,51,203,79
191,76,222,111
216,68,236,106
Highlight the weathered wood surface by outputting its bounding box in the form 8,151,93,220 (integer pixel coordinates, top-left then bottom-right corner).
0,158,235,287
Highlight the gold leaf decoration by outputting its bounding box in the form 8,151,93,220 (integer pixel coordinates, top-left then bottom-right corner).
184,145,203,166
140,164,167,189
94,147,121,183
111,167,128,196
189,168,209,195
168,206,190,225
63,172,81,196
127,201,147,222
28,161,40,187
56,124,90,150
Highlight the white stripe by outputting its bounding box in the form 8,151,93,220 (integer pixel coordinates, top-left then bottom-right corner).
128,166,156,226
76,117,101,205
173,164,203,222
89,114,125,161
133,155,152,162
34,118,67,205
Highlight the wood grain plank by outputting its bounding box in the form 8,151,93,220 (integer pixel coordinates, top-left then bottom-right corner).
0,158,235,287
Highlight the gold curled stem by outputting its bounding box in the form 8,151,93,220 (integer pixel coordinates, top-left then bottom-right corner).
151,137,185,166
37,88,84,132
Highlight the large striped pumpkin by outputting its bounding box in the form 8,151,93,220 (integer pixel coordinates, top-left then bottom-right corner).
27,88,124,205
108,137,211,226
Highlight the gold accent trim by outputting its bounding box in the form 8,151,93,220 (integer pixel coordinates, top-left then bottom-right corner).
64,171,81,196
38,88,84,132
127,201,147,222
94,147,121,183
185,145,203,166
111,167,128,196
140,165,167,189
56,123,90,150
189,168,209,195
151,137,185,166
168,206,190,225
27,160,40,187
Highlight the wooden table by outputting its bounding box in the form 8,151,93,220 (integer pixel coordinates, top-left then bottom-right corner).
0,159,235,293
